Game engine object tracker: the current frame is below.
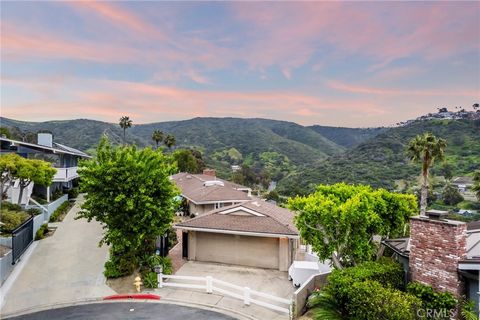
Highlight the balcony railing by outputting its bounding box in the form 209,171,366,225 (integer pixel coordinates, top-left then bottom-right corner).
52,167,78,182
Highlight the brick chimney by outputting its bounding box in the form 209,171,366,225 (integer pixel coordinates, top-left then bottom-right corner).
409,213,467,297
203,168,216,177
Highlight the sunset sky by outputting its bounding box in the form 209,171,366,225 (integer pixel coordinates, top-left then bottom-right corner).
1,1,479,127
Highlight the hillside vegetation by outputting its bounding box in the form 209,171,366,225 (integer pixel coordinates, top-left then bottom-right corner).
277,119,480,195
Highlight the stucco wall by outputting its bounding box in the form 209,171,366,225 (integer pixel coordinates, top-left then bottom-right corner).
292,272,330,318
189,231,287,270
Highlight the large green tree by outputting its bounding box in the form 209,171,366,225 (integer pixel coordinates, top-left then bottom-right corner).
442,183,464,206
0,153,20,199
288,183,417,269
173,149,205,173
407,132,446,216
119,116,133,144
163,134,176,150
78,137,179,277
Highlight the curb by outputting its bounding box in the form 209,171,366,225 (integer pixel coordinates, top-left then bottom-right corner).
1,297,259,320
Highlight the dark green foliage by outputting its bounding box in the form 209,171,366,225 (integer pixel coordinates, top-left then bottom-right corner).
143,272,158,288
326,258,405,309
473,170,480,201
307,291,342,320
442,184,464,205
79,137,178,278
308,125,385,148
345,280,421,320
27,208,42,216
407,282,458,318
1,201,21,211
0,127,11,138
67,187,79,199
173,149,205,173
35,223,49,240
49,201,70,222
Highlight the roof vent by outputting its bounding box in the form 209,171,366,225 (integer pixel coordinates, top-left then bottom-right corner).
425,209,449,220
204,180,224,187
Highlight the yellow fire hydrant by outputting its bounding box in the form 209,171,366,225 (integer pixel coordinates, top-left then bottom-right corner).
134,276,142,293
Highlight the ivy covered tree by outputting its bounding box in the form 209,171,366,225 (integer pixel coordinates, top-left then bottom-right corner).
288,183,417,269
78,137,179,277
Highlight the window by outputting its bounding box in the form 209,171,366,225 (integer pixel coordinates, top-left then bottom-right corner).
214,202,225,209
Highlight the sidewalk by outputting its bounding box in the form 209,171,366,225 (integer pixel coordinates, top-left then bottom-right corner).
1,195,115,316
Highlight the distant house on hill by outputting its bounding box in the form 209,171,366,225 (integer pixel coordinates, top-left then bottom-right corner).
171,169,252,216
452,176,474,193
0,133,91,204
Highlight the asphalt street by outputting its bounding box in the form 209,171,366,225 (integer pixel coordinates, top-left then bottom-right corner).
6,302,237,320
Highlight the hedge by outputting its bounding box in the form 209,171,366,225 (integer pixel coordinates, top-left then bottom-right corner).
325,257,405,310
407,282,458,319
49,201,71,222
35,223,49,240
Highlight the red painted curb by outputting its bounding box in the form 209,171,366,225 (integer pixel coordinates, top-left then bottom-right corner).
103,294,161,300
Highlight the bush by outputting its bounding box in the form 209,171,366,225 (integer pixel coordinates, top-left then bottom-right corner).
35,223,49,240
326,258,405,309
49,201,70,222
143,272,158,289
142,254,173,275
346,280,422,320
103,253,138,278
1,201,21,211
67,188,79,199
407,282,458,318
27,208,42,216
0,210,30,232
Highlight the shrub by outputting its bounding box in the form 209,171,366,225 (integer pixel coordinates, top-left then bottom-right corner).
49,201,70,222
67,188,79,199
143,272,158,289
103,253,138,278
326,258,405,310
35,223,49,240
407,282,458,318
346,280,422,320
1,201,22,211
143,254,173,275
27,208,42,216
0,210,30,231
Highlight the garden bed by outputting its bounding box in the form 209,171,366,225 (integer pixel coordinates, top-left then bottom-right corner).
49,201,75,222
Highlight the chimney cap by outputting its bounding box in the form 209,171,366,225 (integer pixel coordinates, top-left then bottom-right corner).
425,209,449,220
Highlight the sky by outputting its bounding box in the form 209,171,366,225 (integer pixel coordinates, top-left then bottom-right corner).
1,1,479,127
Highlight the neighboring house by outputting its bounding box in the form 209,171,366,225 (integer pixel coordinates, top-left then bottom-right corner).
171,169,252,216
452,176,474,193
1,133,91,204
384,211,479,312
175,199,299,271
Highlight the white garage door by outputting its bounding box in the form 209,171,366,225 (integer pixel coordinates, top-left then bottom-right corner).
195,232,279,269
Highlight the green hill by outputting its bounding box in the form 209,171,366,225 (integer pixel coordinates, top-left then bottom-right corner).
278,119,480,196
308,125,386,148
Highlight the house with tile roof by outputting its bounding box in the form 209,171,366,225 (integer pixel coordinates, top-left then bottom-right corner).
175,199,299,271
171,170,252,216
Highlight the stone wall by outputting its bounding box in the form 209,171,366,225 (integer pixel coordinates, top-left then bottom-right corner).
409,217,467,297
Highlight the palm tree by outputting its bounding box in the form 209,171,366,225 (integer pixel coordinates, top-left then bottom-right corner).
164,134,176,150
119,116,133,144
151,130,164,149
407,132,447,217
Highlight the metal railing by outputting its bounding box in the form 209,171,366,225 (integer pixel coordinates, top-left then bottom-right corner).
158,274,292,314
11,216,34,264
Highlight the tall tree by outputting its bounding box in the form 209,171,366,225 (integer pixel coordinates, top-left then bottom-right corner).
0,153,20,198
118,116,133,144
473,170,480,201
78,137,179,277
173,149,204,173
164,134,176,150
288,183,417,269
151,130,164,149
407,132,447,217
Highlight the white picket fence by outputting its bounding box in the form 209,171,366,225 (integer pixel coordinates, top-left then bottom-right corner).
158,274,292,314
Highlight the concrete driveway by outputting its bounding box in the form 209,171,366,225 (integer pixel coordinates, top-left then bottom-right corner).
1,195,114,316
156,261,293,320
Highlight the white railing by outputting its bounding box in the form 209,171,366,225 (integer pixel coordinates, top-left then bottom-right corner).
53,167,78,182
158,274,292,314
